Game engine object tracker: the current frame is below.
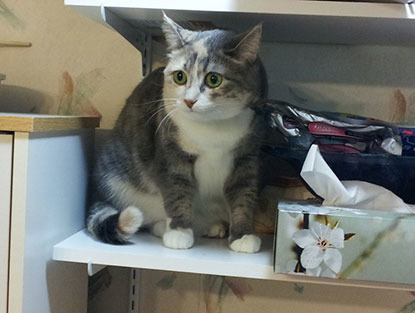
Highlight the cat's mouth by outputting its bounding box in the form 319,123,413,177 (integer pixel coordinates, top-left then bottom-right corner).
186,106,213,113
178,105,249,122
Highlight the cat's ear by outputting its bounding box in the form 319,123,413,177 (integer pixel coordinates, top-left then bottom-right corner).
162,12,194,51
224,24,262,64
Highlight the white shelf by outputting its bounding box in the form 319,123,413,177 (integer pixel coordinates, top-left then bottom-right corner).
66,0,415,45
54,230,275,279
54,230,415,291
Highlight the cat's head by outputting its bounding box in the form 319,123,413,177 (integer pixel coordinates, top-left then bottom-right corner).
162,14,267,122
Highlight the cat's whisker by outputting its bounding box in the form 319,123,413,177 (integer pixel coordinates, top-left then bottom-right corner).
140,98,177,112
143,99,177,113
146,106,170,121
155,108,178,136
145,103,178,126
141,99,177,124
165,109,180,136
155,109,178,136
166,109,180,135
145,102,176,116
135,102,177,124
131,98,177,110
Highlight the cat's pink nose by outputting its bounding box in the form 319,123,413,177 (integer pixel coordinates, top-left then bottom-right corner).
184,99,197,109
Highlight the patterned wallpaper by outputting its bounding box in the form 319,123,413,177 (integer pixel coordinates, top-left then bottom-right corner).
140,269,415,313
0,0,140,129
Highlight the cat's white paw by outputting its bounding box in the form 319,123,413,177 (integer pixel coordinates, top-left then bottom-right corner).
118,206,143,237
163,228,194,249
151,220,166,238
229,234,261,253
207,223,226,238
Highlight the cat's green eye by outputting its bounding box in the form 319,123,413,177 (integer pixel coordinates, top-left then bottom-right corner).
205,72,223,88
173,70,187,85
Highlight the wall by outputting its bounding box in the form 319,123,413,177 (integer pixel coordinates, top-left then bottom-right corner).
0,0,141,129
262,43,415,125
140,269,415,313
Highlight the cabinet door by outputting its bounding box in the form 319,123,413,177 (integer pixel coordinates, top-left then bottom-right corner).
0,133,13,313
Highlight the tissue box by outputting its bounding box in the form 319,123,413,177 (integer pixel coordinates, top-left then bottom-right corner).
274,202,415,284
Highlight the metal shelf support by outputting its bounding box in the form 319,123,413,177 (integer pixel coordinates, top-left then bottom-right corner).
101,6,152,76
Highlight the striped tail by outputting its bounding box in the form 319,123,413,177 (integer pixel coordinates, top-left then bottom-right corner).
87,202,143,244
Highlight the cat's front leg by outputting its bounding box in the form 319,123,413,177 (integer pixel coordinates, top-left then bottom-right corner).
225,155,261,253
158,159,196,250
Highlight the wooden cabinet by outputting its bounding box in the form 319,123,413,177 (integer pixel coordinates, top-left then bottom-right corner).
0,114,99,313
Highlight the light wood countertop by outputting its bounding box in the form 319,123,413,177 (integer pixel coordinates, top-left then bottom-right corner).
0,113,100,132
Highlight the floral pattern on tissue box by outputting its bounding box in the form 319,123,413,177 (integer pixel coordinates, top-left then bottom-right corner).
274,202,415,284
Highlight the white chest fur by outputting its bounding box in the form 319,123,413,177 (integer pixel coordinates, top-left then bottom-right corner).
194,146,233,197
175,110,254,199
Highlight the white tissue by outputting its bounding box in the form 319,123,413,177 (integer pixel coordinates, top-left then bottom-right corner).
300,144,415,213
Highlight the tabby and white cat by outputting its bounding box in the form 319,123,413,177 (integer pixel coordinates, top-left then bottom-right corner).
87,14,268,253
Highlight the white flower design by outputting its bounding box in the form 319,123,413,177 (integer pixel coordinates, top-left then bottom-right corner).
292,222,344,274
285,259,322,277
321,268,337,278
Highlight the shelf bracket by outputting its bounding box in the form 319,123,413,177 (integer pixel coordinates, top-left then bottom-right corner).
87,262,107,276
101,5,152,76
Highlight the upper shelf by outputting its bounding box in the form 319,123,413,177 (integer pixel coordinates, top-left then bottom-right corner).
66,0,415,45
53,229,414,291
